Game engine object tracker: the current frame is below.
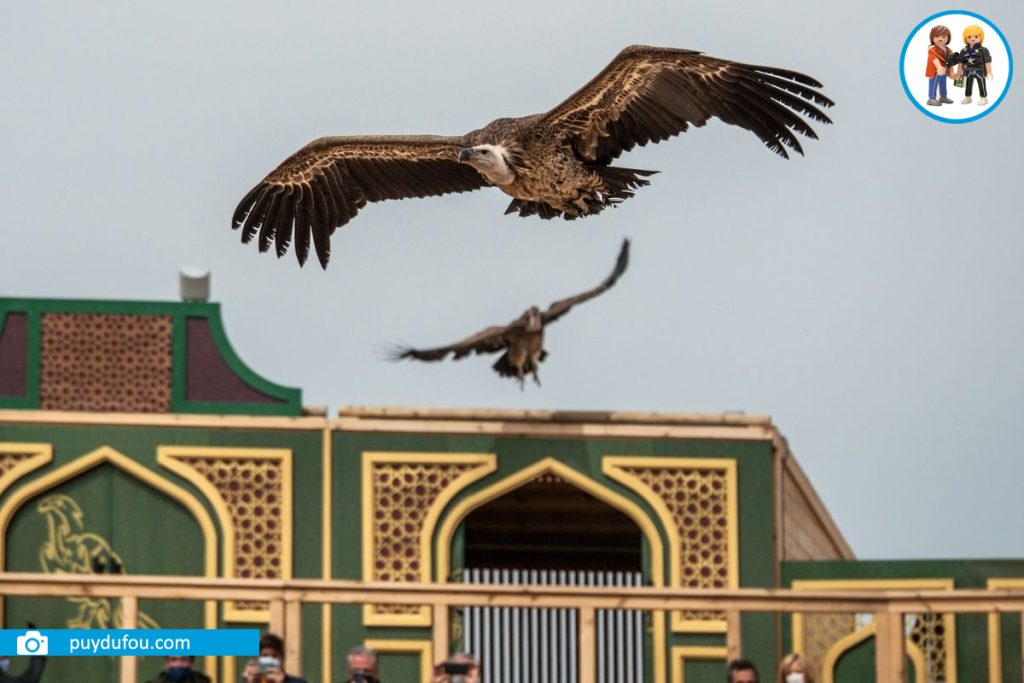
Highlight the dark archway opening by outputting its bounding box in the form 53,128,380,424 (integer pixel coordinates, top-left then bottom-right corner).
463,474,642,572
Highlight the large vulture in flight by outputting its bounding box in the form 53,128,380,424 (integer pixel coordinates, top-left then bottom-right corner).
389,239,630,386
233,45,833,268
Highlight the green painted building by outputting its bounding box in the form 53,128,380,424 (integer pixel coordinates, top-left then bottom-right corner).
0,296,1020,683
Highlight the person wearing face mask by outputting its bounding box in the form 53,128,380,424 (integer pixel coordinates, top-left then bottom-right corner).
777,653,814,683
429,653,480,683
146,655,211,683
242,633,307,683
0,654,46,683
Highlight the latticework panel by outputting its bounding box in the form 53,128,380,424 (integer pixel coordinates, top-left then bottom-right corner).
801,613,950,683
0,451,39,478
802,612,857,679
166,453,290,614
361,453,495,626
40,313,172,412
909,613,948,683
0,445,52,494
618,465,733,624
368,461,485,617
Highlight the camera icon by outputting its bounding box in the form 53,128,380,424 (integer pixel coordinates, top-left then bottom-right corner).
16,630,48,656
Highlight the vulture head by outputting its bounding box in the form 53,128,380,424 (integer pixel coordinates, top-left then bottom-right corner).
458,144,515,185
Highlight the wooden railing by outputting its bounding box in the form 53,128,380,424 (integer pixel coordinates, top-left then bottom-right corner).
2,572,1024,683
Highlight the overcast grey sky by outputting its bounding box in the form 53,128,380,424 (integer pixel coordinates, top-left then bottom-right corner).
2,1,1022,560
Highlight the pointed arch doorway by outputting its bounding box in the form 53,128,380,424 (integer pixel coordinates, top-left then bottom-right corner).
452,466,651,683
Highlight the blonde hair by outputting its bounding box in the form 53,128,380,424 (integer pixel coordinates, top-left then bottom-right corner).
778,653,814,683
963,24,985,43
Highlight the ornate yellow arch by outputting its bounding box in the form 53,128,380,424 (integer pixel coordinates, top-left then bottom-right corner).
821,623,927,683
793,579,957,683
157,446,293,623
433,456,668,683
0,445,219,678
603,455,739,633
0,443,53,499
361,451,496,627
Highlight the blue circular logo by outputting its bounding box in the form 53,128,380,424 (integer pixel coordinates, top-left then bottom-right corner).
899,10,1013,123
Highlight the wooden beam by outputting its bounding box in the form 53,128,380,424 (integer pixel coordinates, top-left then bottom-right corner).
285,599,302,676
269,599,285,638
120,596,138,683
579,607,596,683
725,611,742,661
0,573,1023,614
432,602,449,666
874,612,905,683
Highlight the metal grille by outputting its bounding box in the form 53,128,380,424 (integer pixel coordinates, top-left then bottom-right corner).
463,568,645,683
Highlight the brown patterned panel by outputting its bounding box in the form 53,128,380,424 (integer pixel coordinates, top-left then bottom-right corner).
181,456,285,611
369,461,482,616
802,612,857,679
0,452,39,478
621,466,731,622
40,313,173,412
908,613,948,683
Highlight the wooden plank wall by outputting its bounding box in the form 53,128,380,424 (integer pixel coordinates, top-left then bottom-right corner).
781,454,854,561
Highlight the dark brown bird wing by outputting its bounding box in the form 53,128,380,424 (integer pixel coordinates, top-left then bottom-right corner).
391,325,518,363
542,238,630,325
539,45,834,164
232,135,486,268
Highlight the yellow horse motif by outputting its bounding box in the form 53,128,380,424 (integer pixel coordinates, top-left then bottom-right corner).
36,494,159,629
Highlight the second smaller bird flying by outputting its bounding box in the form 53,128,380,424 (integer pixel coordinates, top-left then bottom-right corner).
390,239,631,387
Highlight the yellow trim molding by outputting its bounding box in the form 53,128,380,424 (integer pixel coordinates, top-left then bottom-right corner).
0,443,53,499
0,445,219,680
435,456,667,683
671,645,728,683
603,456,739,633
792,578,956,683
322,429,333,683
986,577,1024,683
158,446,293,623
361,451,496,627
0,409,328,431
365,639,433,683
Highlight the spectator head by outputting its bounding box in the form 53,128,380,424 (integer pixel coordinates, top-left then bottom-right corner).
437,652,480,683
728,658,760,683
259,633,285,664
778,653,813,683
348,645,378,680
164,655,195,681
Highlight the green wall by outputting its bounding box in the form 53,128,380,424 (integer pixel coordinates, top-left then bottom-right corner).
783,559,1024,683
331,430,777,682
0,421,325,682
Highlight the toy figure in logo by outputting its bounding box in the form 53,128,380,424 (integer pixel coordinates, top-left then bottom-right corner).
925,25,954,106
952,24,994,105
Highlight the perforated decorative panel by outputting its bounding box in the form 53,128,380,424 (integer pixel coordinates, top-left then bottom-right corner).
802,612,857,679
362,452,495,626
40,313,172,412
908,613,948,683
792,580,957,683
157,447,292,621
603,456,738,632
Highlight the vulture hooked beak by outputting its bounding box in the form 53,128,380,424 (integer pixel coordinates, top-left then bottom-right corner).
458,148,473,163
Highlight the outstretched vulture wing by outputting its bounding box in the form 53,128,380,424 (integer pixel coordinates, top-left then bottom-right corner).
390,325,516,363
542,239,630,325
541,45,834,164
232,136,486,268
